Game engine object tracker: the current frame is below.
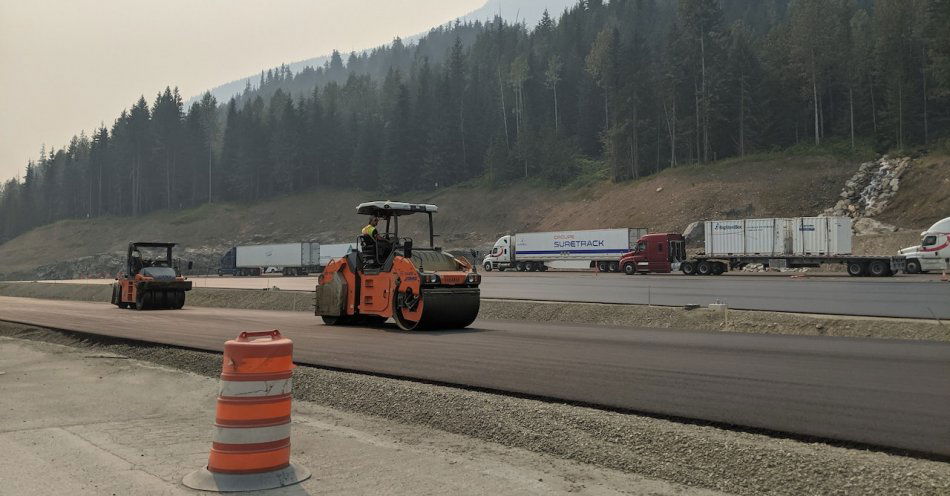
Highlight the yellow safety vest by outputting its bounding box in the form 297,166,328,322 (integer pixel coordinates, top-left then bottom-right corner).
362,224,377,237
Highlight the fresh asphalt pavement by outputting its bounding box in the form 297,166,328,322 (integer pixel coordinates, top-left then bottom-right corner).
37,271,950,319
1,296,947,457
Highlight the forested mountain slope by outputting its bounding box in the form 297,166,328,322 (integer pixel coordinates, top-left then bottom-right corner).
2,0,948,249
192,0,580,106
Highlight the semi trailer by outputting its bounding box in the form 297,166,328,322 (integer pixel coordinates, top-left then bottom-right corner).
899,216,950,274
218,242,354,276
619,216,905,277
482,228,648,272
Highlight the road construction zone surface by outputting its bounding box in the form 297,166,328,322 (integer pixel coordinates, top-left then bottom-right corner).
0,296,948,459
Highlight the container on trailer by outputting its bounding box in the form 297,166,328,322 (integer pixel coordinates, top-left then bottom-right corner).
704,218,793,256
236,243,309,268
792,216,852,255
512,228,647,262
318,243,355,266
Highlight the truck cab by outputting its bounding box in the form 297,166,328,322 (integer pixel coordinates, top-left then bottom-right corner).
618,233,686,275
482,235,512,271
900,217,950,274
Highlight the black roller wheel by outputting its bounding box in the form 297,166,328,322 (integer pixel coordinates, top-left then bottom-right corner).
680,261,695,275
905,259,921,274
359,315,389,326
321,315,352,325
868,260,889,277
623,262,637,275
847,261,867,277
174,291,186,309
696,261,712,276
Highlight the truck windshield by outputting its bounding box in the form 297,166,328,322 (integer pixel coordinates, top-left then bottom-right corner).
634,242,646,253
491,246,502,256
922,235,937,246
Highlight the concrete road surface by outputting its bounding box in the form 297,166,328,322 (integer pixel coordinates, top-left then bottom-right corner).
36,271,950,319
1,296,947,457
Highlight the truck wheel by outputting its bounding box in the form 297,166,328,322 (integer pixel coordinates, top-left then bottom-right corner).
711,263,725,275
609,261,620,272
623,262,637,275
527,262,537,272
868,260,889,277
517,262,527,272
540,264,548,271
696,261,712,276
847,261,867,277
905,259,921,274
597,261,608,272
498,267,506,272
680,261,695,275
483,262,493,272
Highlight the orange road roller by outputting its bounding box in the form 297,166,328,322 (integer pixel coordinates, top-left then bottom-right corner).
112,242,193,310
315,201,481,330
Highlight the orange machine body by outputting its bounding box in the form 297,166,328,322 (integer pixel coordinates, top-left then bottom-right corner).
314,201,481,330
111,241,192,310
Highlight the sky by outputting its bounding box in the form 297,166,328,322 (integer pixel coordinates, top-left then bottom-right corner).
0,0,486,183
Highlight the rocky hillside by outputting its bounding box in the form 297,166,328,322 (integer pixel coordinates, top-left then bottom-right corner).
1,153,946,280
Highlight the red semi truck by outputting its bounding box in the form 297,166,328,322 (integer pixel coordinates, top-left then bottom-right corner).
620,217,905,277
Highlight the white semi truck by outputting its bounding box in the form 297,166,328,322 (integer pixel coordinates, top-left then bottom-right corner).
899,217,950,274
218,242,354,276
482,228,648,272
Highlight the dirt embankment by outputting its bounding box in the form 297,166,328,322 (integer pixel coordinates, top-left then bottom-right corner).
1,282,945,341
1,153,946,280
0,153,865,279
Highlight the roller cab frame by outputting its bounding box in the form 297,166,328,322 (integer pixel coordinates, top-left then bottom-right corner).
315,201,481,330
112,242,193,310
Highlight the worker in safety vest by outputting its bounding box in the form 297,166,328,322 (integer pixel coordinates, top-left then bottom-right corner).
362,216,382,241
361,216,390,261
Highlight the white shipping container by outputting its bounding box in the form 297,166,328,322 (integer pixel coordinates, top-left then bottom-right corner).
236,243,306,268
318,243,355,266
793,217,852,255
513,228,647,262
704,218,793,256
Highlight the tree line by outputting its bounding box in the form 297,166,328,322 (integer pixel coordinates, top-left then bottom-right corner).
2,0,949,243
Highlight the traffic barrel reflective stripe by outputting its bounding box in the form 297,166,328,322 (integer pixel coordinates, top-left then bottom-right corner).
218,377,293,397
183,329,310,492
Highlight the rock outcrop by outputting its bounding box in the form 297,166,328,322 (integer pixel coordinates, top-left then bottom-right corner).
822,156,911,219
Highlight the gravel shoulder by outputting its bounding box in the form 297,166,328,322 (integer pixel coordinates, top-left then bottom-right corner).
0,282,946,341
2,321,948,496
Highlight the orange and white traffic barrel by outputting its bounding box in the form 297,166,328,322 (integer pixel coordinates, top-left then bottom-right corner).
183,330,310,492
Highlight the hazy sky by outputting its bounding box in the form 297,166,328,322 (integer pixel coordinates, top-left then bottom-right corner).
0,0,485,183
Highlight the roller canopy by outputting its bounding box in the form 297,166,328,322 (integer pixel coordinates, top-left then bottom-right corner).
356,201,438,217
130,242,178,248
